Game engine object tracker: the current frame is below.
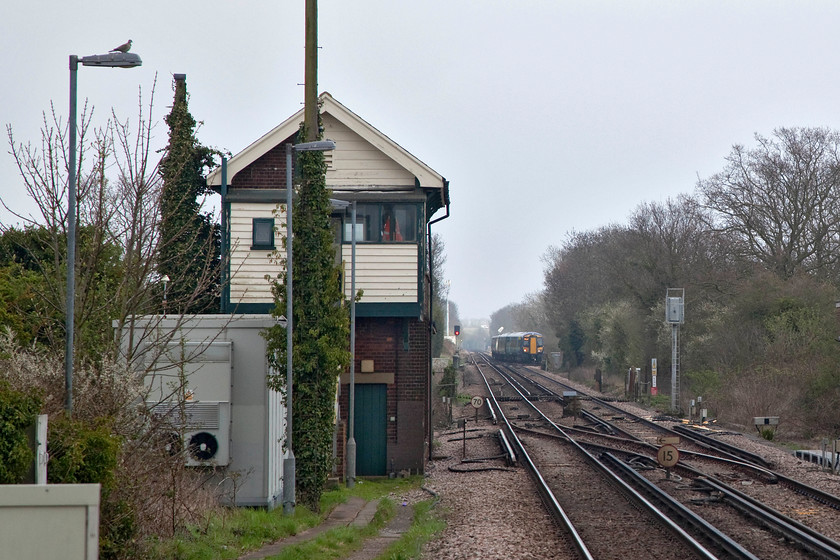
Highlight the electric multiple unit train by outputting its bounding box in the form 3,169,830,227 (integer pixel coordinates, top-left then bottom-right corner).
490,332,544,364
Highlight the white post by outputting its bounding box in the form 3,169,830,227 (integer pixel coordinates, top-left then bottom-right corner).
671,323,678,411
35,414,48,484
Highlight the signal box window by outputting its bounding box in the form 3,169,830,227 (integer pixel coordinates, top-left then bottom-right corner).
344,204,374,242
343,203,417,243
381,204,416,242
251,218,275,250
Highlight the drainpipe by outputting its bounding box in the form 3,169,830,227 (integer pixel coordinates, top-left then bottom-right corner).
220,158,228,313
426,180,450,462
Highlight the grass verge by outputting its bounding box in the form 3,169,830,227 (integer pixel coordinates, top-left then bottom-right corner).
144,477,442,560
266,493,445,560
375,498,445,560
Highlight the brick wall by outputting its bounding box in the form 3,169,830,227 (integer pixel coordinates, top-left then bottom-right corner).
337,316,430,476
351,317,428,403
231,142,291,189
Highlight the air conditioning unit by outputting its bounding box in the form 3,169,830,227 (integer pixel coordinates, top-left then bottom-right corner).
143,340,233,466
148,400,231,466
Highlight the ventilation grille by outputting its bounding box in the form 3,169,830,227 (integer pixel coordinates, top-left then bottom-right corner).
147,401,221,430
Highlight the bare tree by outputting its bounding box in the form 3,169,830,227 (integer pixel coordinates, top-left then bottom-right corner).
541,195,734,372
429,233,449,356
4,77,227,366
3,81,234,554
626,195,738,303
5,99,133,358
698,127,840,280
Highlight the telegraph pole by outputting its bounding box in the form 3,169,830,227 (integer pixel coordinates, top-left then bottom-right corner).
304,0,319,141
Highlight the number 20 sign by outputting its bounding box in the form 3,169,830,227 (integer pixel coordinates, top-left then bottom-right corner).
657,444,679,468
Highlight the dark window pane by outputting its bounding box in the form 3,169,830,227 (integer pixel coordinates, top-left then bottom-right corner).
344,204,378,242
382,204,416,242
252,218,275,249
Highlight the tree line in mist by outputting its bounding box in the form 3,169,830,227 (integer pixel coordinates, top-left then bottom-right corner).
493,127,840,438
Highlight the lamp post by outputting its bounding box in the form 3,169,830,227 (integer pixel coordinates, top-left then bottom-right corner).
346,200,357,488
66,50,142,415
283,139,336,515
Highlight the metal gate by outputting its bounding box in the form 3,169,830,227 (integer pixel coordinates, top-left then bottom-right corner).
354,383,387,475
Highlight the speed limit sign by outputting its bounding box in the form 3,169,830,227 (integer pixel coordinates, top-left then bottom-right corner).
470,395,484,409
657,444,679,468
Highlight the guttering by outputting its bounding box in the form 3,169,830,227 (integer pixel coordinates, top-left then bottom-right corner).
428,178,450,226
220,158,229,313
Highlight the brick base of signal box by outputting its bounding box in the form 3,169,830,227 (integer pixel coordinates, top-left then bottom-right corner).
336,316,430,478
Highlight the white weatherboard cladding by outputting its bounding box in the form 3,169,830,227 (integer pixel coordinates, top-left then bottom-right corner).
229,201,285,305
342,244,418,302
205,93,445,192
322,113,416,188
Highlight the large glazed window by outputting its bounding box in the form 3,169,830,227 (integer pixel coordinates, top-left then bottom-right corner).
343,203,417,243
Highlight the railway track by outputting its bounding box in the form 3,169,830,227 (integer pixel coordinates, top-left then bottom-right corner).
470,353,840,559
501,359,840,517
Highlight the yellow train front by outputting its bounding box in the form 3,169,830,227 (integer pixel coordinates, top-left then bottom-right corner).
490,332,544,364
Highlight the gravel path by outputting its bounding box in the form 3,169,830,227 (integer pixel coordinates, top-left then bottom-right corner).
422,420,571,559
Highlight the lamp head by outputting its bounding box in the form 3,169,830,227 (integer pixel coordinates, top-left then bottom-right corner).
294,140,336,152
80,52,142,68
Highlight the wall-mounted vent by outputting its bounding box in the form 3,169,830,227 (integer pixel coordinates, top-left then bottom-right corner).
148,401,223,430
148,401,231,466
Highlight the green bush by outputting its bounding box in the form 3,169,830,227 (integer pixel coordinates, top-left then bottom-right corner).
684,369,723,400
759,427,776,441
48,416,129,560
100,498,137,560
48,416,121,487
0,381,42,483
440,364,457,398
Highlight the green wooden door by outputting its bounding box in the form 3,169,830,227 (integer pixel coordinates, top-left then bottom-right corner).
354,384,387,475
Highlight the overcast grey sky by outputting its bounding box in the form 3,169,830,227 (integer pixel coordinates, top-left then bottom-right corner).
3,1,840,320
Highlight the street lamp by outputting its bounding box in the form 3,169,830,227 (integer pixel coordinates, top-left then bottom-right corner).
346,201,357,488
65,50,142,415
283,139,336,515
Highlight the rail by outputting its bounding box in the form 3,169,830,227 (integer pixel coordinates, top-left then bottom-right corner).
471,355,594,559
696,477,840,559
475,354,721,559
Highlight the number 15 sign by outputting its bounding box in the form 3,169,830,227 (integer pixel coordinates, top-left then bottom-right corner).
657,444,679,468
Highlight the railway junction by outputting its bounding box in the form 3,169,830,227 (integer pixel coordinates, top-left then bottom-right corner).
221,352,840,559
416,354,840,560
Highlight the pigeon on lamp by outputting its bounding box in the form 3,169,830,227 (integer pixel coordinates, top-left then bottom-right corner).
110,39,132,53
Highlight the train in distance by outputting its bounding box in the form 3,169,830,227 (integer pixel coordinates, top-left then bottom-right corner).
490,332,544,364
